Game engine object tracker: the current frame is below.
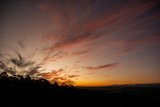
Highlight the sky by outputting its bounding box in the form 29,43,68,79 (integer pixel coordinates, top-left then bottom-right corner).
0,0,160,86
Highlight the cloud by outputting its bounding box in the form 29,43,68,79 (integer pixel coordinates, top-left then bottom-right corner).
72,49,90,55
10,53,35,68
40,0,160,62
0,53,3,57
99,34,160,57
0,60,18,75
18,40,25,49
0,50,42,76
67,74,79,78
28,66,42,75
40,69,63,79
40,68,79,85
83,63,118,71
42,51,65,62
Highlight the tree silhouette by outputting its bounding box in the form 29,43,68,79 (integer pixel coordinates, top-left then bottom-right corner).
53,81,59,87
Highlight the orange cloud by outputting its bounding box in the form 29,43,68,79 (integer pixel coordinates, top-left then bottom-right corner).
40,68,79,85
40,69,63,79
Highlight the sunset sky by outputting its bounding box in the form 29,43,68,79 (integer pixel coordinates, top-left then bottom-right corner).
0,0,160,86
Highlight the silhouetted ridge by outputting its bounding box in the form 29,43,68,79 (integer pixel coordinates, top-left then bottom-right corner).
0,72,160,107
0,72,68,88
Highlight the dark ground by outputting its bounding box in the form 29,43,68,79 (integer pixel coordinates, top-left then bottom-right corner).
0,72,160,107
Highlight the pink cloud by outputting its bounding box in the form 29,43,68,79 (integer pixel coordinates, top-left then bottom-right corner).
41,0,159,59
83,63,118,71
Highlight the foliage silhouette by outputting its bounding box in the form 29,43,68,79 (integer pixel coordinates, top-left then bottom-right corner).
0,72,160,107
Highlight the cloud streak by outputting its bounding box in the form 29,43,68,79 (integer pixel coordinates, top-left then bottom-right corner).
84,63,118,71
39,0,160,63
40,68,79,85
0,50,42,76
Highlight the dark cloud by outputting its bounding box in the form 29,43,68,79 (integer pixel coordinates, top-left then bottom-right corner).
10,53,35,68
84,63,118,70
0,61,15,75
28,66,41,75
67,74,79,78
0,50,41,76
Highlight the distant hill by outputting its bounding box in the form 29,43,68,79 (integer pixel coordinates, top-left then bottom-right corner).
77,83,160,90
0,72,160,107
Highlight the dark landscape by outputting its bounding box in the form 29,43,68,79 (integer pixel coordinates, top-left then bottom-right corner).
0,72,160,107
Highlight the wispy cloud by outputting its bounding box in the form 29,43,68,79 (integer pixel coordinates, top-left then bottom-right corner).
83,63,118,71
40,0,160,63
66,74,79,78
18,40,25,49
40,68,79,85
40,69,63,79
0,50,42,76
10,53,34,68
72,49,90,55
